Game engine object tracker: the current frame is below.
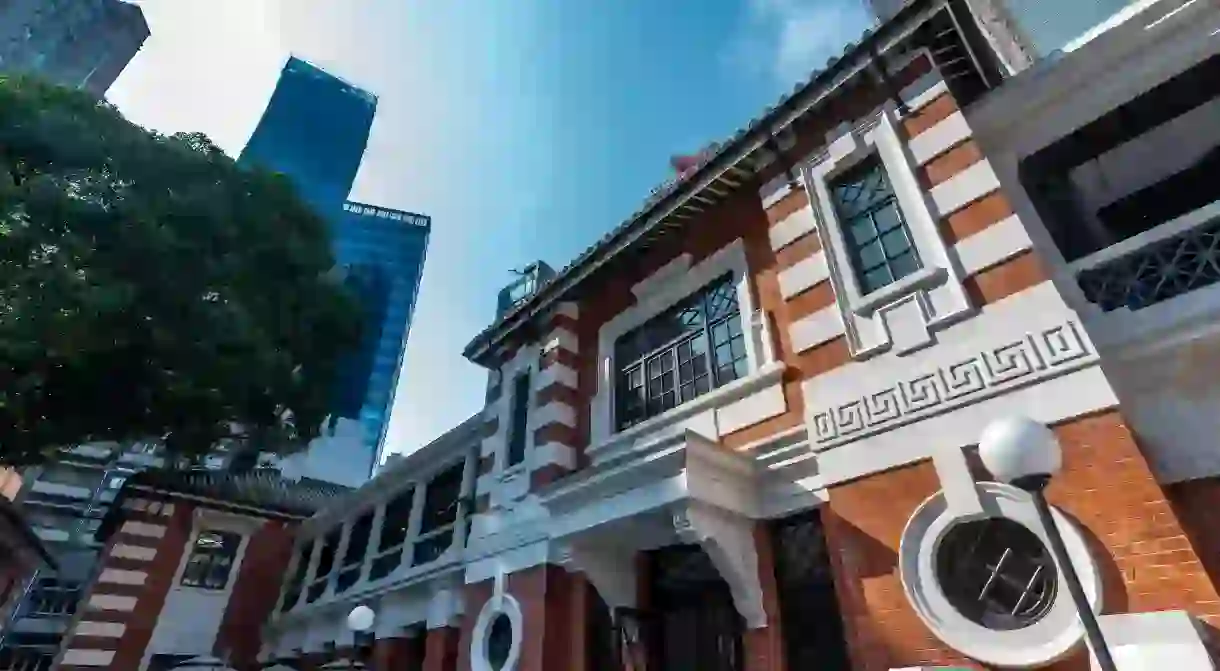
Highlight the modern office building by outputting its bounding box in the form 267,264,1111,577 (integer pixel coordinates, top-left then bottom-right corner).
239,57,376,216
240,58,430,485
0,0,149,96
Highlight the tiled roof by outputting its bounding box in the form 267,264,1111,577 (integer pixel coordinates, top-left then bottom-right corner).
123,468,350,519
463,0,931,361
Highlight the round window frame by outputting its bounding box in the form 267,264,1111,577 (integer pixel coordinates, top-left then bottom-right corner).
898,482,1102,668
471,594,523,671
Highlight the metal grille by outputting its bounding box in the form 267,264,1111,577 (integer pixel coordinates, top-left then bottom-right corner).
615,275,745,430
831,155,922,294
935,518,1056,630
650,545,742,671
770,511,851,671
1077,212,1220,312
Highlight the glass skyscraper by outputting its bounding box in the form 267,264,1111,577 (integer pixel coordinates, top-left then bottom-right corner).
239,57,429,483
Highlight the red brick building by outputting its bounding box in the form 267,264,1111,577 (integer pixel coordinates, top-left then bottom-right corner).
52,470,344,671
78,0,1220,669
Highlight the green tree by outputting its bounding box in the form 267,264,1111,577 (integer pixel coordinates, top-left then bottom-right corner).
0,75,364,466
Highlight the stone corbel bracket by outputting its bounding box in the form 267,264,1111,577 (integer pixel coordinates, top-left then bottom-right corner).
671,502,766,629
554,543,639,611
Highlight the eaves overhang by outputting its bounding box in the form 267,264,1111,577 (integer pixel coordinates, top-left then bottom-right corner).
462,0,944,367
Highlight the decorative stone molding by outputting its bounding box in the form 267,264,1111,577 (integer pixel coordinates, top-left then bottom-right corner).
810,320,1095,448
798,104,974,360
425,588,464,630
670,502,766,629
470,593,524,671
899,482,1102,668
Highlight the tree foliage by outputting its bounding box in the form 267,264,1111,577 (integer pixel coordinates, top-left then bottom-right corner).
0,75,363,466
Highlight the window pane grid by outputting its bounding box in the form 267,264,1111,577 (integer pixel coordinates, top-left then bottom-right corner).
180,530,241,591
831,156,921,294
614,275,743,430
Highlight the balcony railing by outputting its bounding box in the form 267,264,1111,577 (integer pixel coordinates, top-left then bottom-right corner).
1073,200,1220,312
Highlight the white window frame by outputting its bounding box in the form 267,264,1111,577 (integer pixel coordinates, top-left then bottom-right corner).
590,239,763,446
801,105,971,358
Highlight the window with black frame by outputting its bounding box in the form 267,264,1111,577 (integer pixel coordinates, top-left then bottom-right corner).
369,487,414,580
280,542,312,611
305,529,341,602
335,511,374,592
830,154,922,295
614,274,747,431
180,530,242,591
413,462,463,566
506,373,530,467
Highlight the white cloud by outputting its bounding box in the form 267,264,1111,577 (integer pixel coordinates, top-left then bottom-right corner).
734,0,876,85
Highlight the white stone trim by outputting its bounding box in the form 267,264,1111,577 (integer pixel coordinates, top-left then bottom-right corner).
98,568,147,586
111,544,157,561
120,521,165,538
899,483,1102,668
425,588,464,629
777,252,830,299
530,442,576,470
88,593,137,612
908,111,972,166
801,104,974,360
716,381,787,436
788,305,846,353
554,544,637,609
61,650,116,667
929,159,1001,218
768,206,817,251
535,362,577,392
74,621,126,638
554,302,579,320
592,239,758,446
897,72,949,115
541,328,578,355
533,402,576,429
953,214,1033,276
470,593,524,671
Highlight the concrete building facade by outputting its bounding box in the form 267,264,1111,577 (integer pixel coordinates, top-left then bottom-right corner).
0,0,149,95
46,0,1220,669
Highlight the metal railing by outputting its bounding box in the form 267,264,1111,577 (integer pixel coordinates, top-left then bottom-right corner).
1073,200,1220,312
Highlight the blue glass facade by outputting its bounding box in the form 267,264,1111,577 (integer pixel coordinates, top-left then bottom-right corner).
239,57,429,480
334,202,430,471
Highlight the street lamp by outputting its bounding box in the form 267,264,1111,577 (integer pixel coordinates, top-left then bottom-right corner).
977,416,1117,671
342,604,376,669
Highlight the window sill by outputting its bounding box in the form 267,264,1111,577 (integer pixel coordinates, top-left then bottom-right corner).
851,266,943,317
588,361,786,465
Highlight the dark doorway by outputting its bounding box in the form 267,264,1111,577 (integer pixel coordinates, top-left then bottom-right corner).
648,544,743,671
771,509,851,670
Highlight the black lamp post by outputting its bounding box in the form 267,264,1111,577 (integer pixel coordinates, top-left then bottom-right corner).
346,605,376,669
978,416,1118,671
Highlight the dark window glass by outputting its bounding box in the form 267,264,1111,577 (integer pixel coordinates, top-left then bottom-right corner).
770,511,850,670
487,613,513,671
936,517,1057,630
830,155,921,294
420,463,463,534
180,530,242,591
506,374,530,466
378,488,414,551
412,529,454,567
314,529,341,578
280,543,313,611
342,512,374,567
614,274,745,430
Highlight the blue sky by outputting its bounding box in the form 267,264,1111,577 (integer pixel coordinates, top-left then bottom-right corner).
107,0,874,460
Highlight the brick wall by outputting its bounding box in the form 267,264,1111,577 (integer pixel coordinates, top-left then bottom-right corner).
459,565,584,671
821,410,1220,671
214,519,296,670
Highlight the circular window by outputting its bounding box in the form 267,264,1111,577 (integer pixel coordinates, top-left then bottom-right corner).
471,594,523,671
486,614,513,670
898,482,1102,668
935,517,1056,630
